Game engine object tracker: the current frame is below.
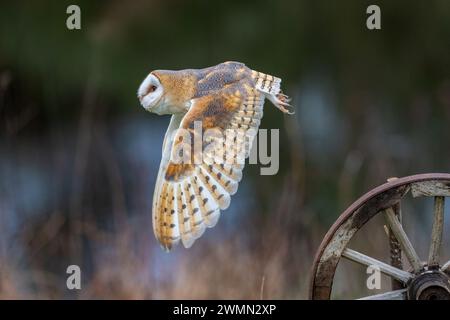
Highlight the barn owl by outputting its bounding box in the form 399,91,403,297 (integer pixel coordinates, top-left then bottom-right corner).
137,61,292,251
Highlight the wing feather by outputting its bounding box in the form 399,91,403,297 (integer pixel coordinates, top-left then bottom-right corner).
185,178,206,239
191,174,220,227
179,182,195,248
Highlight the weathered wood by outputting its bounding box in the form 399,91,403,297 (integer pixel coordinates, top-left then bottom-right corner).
350,185,410,229
314,218,359,293
389,202,404,290
411,181,450,198
441,261,450,275
428,196,445,267
342,248,413,283
385,207,423,273
386,176,403,290
358,289,407,300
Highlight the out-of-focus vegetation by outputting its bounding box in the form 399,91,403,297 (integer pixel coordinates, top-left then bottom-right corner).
0,0,449,299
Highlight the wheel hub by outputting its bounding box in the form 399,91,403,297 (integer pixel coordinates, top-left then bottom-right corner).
407,270,450,300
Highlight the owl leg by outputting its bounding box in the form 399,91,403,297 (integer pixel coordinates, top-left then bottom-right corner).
267,92,294,115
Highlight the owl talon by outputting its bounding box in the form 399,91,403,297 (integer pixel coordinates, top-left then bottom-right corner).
268,92,294,114
277,93,291,103
276,103,295,115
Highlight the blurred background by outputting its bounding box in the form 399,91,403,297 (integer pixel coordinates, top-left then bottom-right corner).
1,0,450,299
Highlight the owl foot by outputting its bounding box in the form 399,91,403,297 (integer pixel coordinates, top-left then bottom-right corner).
268,92,295,114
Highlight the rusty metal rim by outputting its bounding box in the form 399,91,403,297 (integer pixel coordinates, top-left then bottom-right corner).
309,173,450,300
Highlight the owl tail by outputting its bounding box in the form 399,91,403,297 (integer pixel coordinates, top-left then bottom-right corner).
251,70,294,115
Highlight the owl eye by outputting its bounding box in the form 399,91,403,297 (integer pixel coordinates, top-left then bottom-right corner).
148,85,157,93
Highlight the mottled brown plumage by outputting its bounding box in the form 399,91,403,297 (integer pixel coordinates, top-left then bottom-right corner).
137,61,292,251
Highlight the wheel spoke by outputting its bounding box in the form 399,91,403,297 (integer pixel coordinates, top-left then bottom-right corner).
358,289,407,300
428,196,445,267
384,207,422,272
342,248,413,283
386,202,403,290
441,260,450,273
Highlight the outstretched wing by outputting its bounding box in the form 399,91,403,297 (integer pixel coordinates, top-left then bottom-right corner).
153,75,266,251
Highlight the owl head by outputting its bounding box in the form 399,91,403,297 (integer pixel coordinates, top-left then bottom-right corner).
138,72,165,113
138,70,196,115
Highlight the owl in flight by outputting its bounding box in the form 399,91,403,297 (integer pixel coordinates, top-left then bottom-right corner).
137,61,292,251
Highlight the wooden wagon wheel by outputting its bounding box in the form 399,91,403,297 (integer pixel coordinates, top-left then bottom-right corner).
310,173,450,300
